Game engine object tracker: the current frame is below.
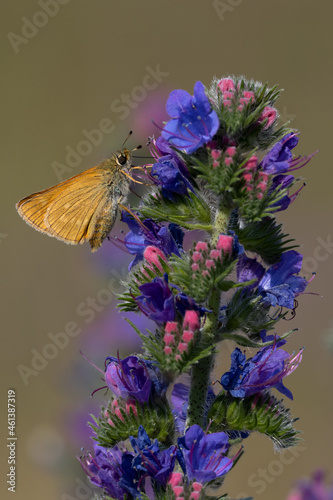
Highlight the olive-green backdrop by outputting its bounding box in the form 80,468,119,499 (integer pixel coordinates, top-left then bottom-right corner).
1,1,332,499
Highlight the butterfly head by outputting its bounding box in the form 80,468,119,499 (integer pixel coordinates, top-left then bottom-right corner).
115,148,132,171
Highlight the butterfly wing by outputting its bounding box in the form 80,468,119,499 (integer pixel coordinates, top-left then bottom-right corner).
16,166,113,245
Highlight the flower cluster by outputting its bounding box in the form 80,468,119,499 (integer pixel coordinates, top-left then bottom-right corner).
78,75,316,499
163,309,200,362
80,424,238,499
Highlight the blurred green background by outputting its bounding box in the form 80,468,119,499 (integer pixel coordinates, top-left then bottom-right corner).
1,1,333,499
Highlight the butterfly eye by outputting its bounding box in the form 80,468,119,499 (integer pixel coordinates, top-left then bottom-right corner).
117,155,127,166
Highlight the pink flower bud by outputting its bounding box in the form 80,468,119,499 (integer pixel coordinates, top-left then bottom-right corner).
243,91,255,101
192,482,203,492
217,78,235,93
175,354,182,361
191,263,200,272
192,251,204,263
202,270,209,277
165,321,178,334
257,191,264,200
213,160,220,168
216,234,234,254
195,241,208,252
259,171,269,183
237,104,244,112
211,149,221,160
210,249,222,260
226,146,236,157
144,246,167,272
258,181,268,192
182,330,194,343
178,342,188,353
164,346,172,355
224,157,233,166
126,400,137,417
243,173,253,183
173,486,184,496
223,99,232,108
164,333,175,345
168,473,183,487
205,259,215,270
259,106,277,129
190,493,200,500
244,155,258,171
183,310,200,331
114,407,124,422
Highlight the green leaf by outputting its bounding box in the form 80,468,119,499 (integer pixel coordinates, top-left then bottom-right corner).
90,398,174,448
208,391,301,449
220,289,282,337
137,190,212,230
220,328,296,347
230,216,297,264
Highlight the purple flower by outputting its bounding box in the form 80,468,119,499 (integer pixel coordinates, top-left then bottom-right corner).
161,81,219,153
177,425,236,483
237,251,308,309
286,470,333,500
143,359,169,398
259,134,316,212
150,135,192,179
151,155,194,200
130,426,176,487
236,253,265,289
221,344,303,400
78,444,137,500
270,173,296,212
136,274,176,324
261,133,299,175
258,250,308,308
171,382,189,433
123,214,184,270
105,355,152,403
260,133,316,181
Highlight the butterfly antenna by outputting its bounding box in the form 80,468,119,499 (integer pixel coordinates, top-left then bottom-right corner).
122,130,133,148
132,144,142,152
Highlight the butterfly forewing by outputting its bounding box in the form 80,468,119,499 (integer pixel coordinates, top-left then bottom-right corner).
16,166,112,245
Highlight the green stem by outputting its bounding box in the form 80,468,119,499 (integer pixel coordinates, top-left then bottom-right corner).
186,204,231,428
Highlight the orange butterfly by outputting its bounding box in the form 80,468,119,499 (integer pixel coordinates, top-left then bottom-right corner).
16,137,144,252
